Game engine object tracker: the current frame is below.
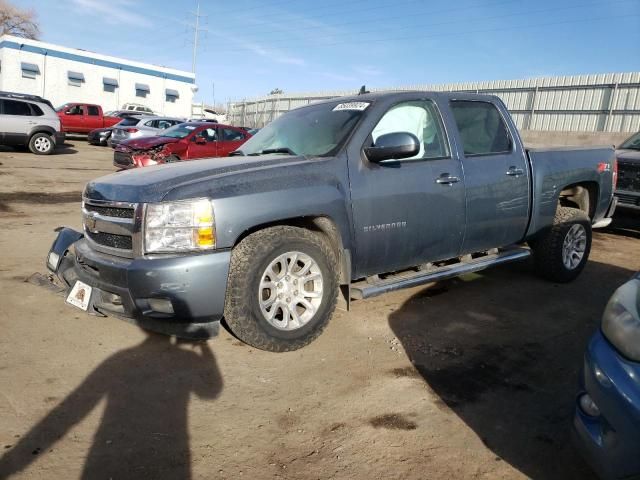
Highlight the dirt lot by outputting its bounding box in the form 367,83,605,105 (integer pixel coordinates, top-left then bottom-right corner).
0,140,639,479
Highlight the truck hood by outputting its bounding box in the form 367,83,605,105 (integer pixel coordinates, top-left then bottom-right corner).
119,136,179,151
616,149,640,163
84,155,322,203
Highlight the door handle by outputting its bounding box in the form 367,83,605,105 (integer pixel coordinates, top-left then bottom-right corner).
435,173,460,185
506,166,524,177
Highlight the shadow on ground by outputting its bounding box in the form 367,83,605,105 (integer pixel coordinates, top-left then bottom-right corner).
389,259,634,480
0,332,222,479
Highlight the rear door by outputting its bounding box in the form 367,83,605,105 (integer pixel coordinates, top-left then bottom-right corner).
0,99,34,145
348,96,467,276
218,126,248,156
86,105,102,130
448,99,530,253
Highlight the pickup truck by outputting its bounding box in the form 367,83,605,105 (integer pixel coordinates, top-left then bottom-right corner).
46,91,618,352
615,131,640,209
56,103,121,134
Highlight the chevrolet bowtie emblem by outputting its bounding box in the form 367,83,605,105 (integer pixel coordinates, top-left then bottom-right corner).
86,212,98,232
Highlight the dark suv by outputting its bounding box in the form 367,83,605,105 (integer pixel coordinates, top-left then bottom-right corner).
0,92,63,155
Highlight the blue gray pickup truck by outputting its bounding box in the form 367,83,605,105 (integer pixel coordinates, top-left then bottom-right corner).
47,91,618,351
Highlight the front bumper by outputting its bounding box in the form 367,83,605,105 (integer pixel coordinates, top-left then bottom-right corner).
573,330,640,480
48,228,230,339
615,189,640,211
55,132,66,145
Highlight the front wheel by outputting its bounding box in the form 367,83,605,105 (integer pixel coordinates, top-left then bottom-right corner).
529,206,592,283
29,133,55,155
224,226,338,352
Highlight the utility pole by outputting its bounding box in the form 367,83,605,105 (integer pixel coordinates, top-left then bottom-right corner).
190,0,204,75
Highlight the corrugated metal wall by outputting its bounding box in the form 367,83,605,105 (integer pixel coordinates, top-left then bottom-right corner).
227,72,640,132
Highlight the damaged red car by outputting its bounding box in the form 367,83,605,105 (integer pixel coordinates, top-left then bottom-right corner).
113,122,251,169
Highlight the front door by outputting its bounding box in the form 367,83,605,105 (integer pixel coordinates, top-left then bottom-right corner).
448,99,530,253
348,97,467,277
187,127,218,159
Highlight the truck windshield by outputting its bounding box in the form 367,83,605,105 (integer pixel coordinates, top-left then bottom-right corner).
620,132,640,150
237,101,369,157
55,103,71,112
161,124,199,139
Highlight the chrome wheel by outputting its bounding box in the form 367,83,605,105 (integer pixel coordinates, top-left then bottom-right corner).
258,251,324,331
33,136,52,153
562,224,587,270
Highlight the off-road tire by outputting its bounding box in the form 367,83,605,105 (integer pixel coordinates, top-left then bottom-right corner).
224,226,339,352
529,206,592,283
28,133,55,155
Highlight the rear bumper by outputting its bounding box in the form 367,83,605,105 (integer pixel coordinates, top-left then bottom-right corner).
48,228,230,339
572,330,640,480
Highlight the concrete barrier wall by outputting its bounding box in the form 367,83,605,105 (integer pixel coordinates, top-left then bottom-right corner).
520,131,631,148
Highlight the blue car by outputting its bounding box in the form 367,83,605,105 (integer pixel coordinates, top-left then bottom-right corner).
574,272,640,479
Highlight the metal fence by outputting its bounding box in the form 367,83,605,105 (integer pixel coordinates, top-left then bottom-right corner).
227,72,640,132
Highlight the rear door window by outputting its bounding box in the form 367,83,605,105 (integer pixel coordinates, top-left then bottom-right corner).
87,105,100,116
450,101,512,155
222,128,245,141
3,100,32,116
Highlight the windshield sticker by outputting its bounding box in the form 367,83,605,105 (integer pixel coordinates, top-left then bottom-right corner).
333,102,370,112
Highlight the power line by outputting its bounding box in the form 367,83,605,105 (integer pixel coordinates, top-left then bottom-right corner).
203,0,638,54
212,12,640,58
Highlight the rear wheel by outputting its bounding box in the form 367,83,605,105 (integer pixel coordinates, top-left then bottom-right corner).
29,133,55,155
529,206,592,282
224,226,338,352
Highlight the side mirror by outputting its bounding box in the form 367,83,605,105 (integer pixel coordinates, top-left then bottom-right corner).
365,132,420,163
194,136,207,145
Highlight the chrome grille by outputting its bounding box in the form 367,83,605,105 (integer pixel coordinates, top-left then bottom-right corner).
618,162,640,193
82,198,141,258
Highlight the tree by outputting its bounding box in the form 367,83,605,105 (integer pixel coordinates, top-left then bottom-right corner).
269,88,283,95
0,1,40,40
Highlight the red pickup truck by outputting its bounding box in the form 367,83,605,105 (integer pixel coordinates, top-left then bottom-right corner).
56,103,121,134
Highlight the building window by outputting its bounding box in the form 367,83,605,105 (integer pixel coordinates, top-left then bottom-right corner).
68,71,85,87
165,88,179,103
135,83,150,98
21,62,40,79
103,77,118,93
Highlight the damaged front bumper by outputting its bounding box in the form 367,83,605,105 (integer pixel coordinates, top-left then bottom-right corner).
47,227,229,339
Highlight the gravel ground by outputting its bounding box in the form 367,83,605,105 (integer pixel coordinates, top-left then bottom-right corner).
0,140,638,479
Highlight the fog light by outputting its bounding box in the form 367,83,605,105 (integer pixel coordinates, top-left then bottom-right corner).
47,251,60,271
148,298,174,314
579,393,600,417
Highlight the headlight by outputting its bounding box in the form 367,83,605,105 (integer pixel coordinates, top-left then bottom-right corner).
602,277,640,362
144,198,215,253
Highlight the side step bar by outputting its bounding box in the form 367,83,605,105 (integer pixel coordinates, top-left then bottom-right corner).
350,248,531,300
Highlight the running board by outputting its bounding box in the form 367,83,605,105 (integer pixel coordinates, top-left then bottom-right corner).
350,248,531,300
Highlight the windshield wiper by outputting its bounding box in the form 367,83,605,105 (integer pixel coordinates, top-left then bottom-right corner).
260,147,296,155
229,150,244,156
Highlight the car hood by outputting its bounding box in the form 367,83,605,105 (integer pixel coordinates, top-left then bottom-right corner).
118,136,179,150
616,149,640,163
85,154,330,203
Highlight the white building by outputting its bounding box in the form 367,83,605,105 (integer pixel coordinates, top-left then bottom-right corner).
0,35,196,117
